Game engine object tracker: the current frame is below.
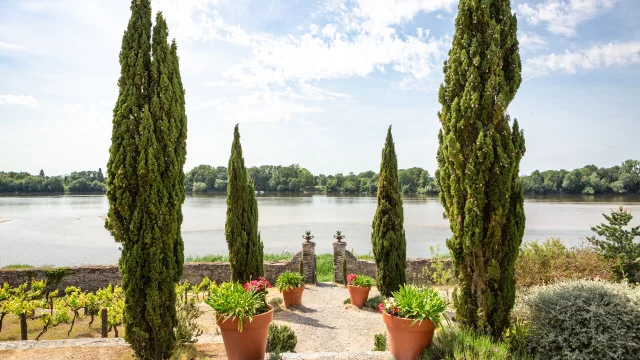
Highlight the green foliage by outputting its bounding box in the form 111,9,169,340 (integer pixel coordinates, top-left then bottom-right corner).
372,126,406,297
349,274,375,287
384,285,446,326
225,125,264,283
268,297,283,309
521,159,640,195
275,271,304,292
419,326,529,360
515,279,640,359
2,264,33,269
105,1,186,357
174,297,203,346
205,282,264,332
502,319,532,359
587,206,640,281
342,257,347,285
435,0,525,338
515,239,615,287
373,332,387,351
316,253,334,282
266,323,297,353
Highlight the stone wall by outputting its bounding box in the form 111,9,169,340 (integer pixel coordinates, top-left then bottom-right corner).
0,251,302,292
340,249,453,284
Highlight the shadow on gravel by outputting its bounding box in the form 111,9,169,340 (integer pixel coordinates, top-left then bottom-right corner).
315,282,338,288
275,310,336,329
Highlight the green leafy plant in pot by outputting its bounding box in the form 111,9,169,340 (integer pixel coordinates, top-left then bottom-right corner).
275,271,305,308
378,285,445,360
205,278,273,360
346,273,374,309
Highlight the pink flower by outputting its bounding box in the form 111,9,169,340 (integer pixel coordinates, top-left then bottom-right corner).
243,277,271,293
346,274,357,285
378,302,384,313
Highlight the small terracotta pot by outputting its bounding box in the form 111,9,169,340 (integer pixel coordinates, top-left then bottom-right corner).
216,307,274,360
382,311,436,360
348,285,370,309
281,286,304,308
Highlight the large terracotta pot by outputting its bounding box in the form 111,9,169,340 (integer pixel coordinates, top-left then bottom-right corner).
347,285,370,309
382,311,436,360
282,286,304,308
216,307,274,360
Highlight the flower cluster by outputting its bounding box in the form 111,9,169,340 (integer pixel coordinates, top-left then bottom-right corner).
243,277,271,293
346,273,357,285
378,297,399,317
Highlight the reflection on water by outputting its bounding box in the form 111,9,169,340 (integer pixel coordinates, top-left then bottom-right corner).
1,194,639,266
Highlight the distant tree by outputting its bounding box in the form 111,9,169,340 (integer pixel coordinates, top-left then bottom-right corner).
371,126,406,297
225,125,264,283
39,169,45,177
97,168,104,182
588,206,640,281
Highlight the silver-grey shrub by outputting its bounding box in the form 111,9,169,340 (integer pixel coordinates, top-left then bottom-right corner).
516,279,640,359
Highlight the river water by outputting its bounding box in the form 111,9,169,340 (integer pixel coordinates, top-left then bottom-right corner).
1,194,639,267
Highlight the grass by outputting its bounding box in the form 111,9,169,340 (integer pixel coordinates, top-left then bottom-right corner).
351,249,375,260
316,253,334,282
2,264,34,269
185,251,294,263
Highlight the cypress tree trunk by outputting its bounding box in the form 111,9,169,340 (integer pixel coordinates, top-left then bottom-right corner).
226,125,264,283
106,3,186,358
371,126,406,297
435,0,526,338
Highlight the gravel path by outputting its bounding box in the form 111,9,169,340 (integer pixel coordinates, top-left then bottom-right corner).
269,282,387,353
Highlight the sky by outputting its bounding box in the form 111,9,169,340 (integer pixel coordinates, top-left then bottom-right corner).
1,0,639,177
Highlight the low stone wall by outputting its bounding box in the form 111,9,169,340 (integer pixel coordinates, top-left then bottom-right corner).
343,250,453,284
0,252,302,292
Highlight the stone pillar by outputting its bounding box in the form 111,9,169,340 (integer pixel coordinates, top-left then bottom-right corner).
302,241,316,284
333,241,347,284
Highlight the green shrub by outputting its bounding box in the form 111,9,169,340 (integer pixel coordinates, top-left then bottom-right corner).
174,297,203,346
266,323,297,353
516,279,640,359
373,333,387,351
515,239,615,288
380,285,445,326
420,326,527,360
275,271,304,292
268,297,284,309
365,295,385,310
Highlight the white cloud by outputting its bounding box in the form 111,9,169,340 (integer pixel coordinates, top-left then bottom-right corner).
0,41,25,50
60,104,83,113
517,0,619,37
0,94,38,108
525,41,640,77
518,32,547,52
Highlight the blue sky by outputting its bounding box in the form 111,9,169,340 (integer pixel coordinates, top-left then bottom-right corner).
1,0,639,177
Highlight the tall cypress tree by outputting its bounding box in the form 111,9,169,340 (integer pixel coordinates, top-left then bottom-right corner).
435,0,526,338
226,125,264,283
106,2,186,358
371,126,406,297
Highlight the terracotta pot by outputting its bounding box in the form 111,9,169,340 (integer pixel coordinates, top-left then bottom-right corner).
348,285,370,308
216,307,273,360
382,311,436,360
281,286,304,308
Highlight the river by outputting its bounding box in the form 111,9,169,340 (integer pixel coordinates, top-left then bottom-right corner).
1,194,639,267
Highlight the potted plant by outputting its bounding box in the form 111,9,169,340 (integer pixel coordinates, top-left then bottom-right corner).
302,231,314,242
275,271,305,308
333,230,345,242
378,285,446,360
206,277,273,360
346,273,374,308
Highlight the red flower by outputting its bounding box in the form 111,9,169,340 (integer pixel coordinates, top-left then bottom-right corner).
378,302,384,313
346,273,357,285
243,277,271,293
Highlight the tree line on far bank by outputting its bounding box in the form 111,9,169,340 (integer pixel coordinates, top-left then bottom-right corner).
3,159,639,195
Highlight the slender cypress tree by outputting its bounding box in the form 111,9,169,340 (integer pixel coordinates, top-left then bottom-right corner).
435,0,526,338
106,2,186,358
371,126,406,297
226,125,264,283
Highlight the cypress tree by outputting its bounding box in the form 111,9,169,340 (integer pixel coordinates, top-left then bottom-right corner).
106,2,187,358
371,126,406,297
435,0,526,338
226,125,264,283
